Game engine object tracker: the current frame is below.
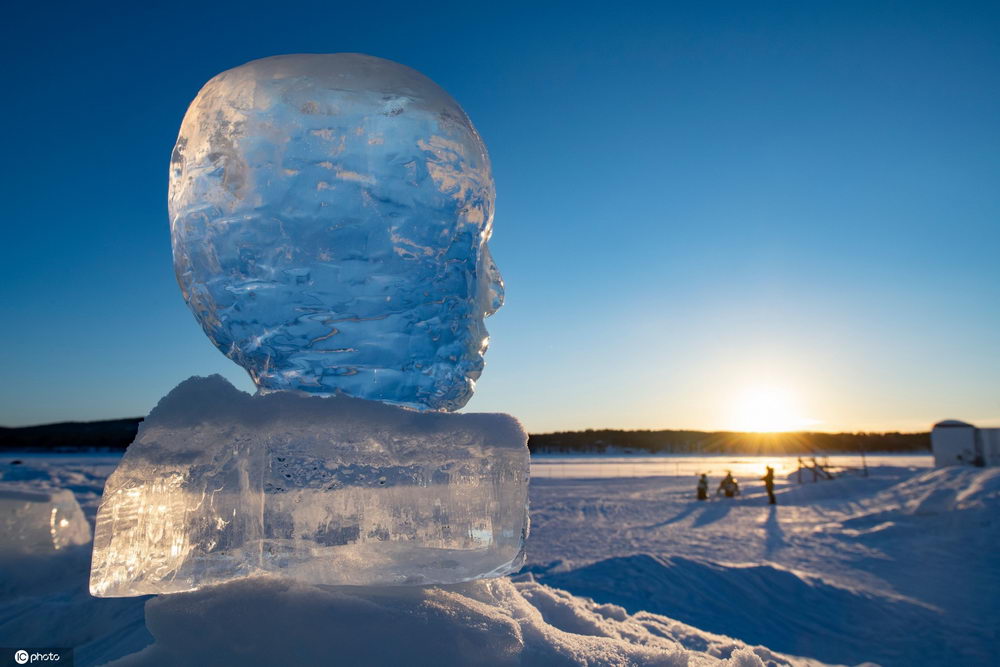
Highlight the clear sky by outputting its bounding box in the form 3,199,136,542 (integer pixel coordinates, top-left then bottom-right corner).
2,1,998,433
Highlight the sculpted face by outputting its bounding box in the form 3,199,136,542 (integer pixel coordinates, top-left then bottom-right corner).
169,54,502,411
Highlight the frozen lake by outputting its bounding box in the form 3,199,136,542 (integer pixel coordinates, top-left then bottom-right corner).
0,451,933,481
530,453,932,479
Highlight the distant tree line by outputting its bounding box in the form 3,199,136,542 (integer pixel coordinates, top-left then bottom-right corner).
0,418,143,451
1,419,930,455
527,429,930,455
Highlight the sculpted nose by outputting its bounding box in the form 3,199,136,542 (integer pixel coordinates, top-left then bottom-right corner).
481,244,504,316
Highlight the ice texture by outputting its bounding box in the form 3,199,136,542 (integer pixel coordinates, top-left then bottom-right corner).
89,376,529,597
169,54,502,411
0,486,91,554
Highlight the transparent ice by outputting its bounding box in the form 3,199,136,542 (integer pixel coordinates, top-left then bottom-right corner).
90,376,529,596
91,55,528,596
169,54,502,411
0,486,91,554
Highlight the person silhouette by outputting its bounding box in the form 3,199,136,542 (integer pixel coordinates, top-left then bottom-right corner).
761,466,776,505
697,474,709,500
717,471,738,498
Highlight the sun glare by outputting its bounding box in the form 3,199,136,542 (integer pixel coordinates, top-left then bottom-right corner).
729,385,818,433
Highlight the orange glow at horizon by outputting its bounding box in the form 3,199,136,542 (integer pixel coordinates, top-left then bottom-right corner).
726,384,820,433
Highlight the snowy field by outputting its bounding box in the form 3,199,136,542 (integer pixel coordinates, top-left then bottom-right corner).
1,453,996,666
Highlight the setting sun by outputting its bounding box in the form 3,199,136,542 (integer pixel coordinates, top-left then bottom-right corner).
728,385,819,433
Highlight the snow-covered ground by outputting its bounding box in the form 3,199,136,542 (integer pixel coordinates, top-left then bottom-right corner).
526,463,998,666
0,454,995,666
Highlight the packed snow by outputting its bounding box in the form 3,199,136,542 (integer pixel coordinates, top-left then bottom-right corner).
527,465,998,665
1,452,995,666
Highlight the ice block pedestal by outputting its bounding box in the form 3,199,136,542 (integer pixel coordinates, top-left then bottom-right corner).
0,486,91,555
89,376,529,597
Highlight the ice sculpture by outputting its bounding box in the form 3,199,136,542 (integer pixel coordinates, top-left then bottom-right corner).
90,54,528,597
90,376,527,596
0,486,91,554
169,53,500,411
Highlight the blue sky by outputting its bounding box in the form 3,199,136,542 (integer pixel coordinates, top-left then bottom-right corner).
2,1,998,432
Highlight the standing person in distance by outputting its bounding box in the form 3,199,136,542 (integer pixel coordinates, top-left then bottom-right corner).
761,466,776,505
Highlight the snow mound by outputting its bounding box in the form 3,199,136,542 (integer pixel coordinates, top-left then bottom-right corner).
877,466,1000,514
770,466,911,505
0,539,151,666
527,466,1000,666
104,576,798,667
532,554,933,666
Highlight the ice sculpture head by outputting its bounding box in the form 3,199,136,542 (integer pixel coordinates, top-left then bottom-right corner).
169,54,502,411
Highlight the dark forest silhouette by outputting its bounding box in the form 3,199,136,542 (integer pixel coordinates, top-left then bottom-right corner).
2,419,929,455
528,429,929,455
1,419,144,451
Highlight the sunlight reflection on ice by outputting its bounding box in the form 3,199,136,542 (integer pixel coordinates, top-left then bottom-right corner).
530,454,932,479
